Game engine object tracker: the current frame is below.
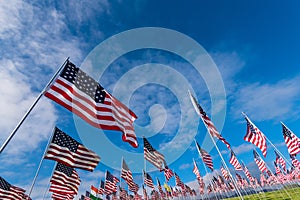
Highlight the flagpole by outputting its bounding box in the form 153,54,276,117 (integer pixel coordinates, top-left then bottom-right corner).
28,126,56,196
0,57,69,154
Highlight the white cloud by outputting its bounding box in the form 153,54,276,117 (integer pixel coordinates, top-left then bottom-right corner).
179,163,191,170
232,143,256,155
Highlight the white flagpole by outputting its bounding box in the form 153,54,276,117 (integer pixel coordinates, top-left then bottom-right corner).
28,126,56,196
0,58,69,154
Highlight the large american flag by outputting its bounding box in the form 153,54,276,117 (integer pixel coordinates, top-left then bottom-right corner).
45,60,138,148
143,137,165,170
44,127,100,171
0,177,26,200
50,162,81,193
253,150,267,172
143,171,154,189
282,123,300,156
104,171,119,194
229,150,242,170
121,158,134,187
195,141,214,171
244,115,267,157
49,182,76,195
189,92,231,149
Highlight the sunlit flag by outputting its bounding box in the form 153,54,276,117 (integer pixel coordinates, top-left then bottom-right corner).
282,122,300,156
45,60,138,148
195,140,214,171
229,150,242,171
275,150,286,172
0,177,26,200
253,150,267,172
121,158,134,187
104,171,119,194
143,137,165,170
143,171,154,189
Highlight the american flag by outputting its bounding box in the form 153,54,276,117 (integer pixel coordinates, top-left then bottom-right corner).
119,186,128,200
162,165,174,182
274,161,281,174
50,162,81,193
134,193,142,200
143,171,154,189
242,164,253,181
221,166,229,180
156,178,165,198
275,150,286,172
143,137,165,170
253,150,267,172
104,171,119,195
128,182,139,193
175,173,184,189
192,160,202,180
244,115,267,157
0,177,26,200
44,127,100,171
45,60,138,148
290,154,300,169
189,92,231,149
52,192,74,200
282,123,300,156
121,158,134,187
142,185,148,200
99,180,105,195
229,150,242,170
195,141,214,171
49,182,76,195
235,173,243,186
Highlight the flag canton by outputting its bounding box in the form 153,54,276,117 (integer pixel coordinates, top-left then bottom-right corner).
144,138,155,152
283,125,292,139
0,176,11,190
60,61,106,103
246,119,256,134
106,171,115,182
56,162,73,177
253,150,259,159
52,127,79,152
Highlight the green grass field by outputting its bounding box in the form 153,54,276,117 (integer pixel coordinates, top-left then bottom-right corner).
226,187,300,200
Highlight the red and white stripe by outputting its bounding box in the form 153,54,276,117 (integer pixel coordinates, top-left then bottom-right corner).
254,158,267,172
282,123,300,156
229,151,242,171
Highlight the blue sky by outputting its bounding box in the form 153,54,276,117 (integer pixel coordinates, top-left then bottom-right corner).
0,0,300,199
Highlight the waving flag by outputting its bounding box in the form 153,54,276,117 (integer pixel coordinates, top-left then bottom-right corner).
143,171,154,189
143,137,165,170
242,164,253,181
45,60,138,148
221,166,229,180
104,171,119,194
195,140,214,171
229,150,242,170
253,150,267,172
50,162,81,193
121,158,134,187
174,173,184,188
282,123,300,156
162,165,174,182
189,92,230,149
290,155,300,169
244,115,267,157
192,160,202,180
275,150,286,172
44,127,100,171
156,178,165,198
0,177,26,200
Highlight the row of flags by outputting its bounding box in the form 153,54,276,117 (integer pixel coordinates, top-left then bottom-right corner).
2,59,300,199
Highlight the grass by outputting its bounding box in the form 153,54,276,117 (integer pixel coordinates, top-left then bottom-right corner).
225,187,300,200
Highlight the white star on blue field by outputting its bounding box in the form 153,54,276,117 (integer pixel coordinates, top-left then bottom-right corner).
0,0,300,199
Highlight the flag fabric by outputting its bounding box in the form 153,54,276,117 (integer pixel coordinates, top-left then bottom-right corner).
90,185,102,200
242,164,253,181
195,141,214,171
221,166,229,180
44,127,100,171
189,92,231,149
50,162,81,193
275,150,286,172
274,161,281,174
143,171,154,189
290,155,300,169
128,182,139,193
98,180,105,195
49,182,76,195
142,185,148,200
104,171,119,194
162,165,174,182
175,173,184,188
45,60,138,148
143,137,165,170
52,192,74,200
253,150,267,172
282,123,300,156
244,115,267,157
119,186,127,200
192,160,202,180
0,177,26,200
121,158,134,187
229,150,242,170
156,178,165,198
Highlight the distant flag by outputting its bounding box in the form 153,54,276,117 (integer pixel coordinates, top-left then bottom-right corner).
275,150,286,172
174,173,184,189
49,182,76,196
104,171,119,194
98,180,105,195
195,140,214,171
121,158,134,187
90,185,102,200
162,165,174,182
128,182,139,193
163,183,172,197
44,60,138,148
243,115,267,157
50,162,81,194
221,165,229,180
119,186,127,200
229,150,242,170
142,185,148,200
242,163,253,181
189,92,231,149
0,177,26,200
274,161,281,175
156,178,165,198
253,150,267,172
235,173,243,186
143,171,154,189
44,127,100,171
51,191,74,200
143,137,165,170
192,160,202,180
290,154,300,169
282,123,300,156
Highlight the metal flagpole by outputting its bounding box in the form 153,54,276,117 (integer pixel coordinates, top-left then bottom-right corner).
0,57,69,154
28,126,56,196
